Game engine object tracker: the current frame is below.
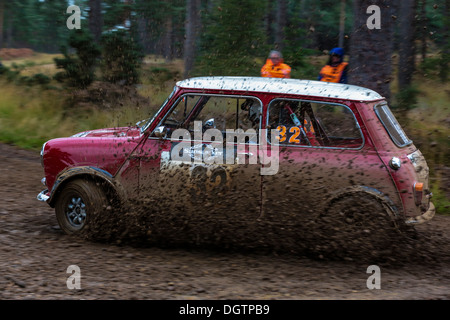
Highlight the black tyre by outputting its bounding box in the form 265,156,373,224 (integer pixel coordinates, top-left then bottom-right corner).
55,179,109,235
316,192,400,258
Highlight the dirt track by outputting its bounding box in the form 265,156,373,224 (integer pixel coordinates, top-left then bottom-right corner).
0,142,449,300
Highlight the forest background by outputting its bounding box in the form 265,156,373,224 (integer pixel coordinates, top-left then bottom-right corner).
0,0,448,213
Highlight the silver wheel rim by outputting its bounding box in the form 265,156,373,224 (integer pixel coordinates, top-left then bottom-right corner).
66,197,86,228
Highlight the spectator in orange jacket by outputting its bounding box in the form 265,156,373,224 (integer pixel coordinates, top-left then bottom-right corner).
261,50,291,78
318,47,348,83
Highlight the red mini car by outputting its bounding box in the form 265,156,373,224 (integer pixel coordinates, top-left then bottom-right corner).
37,77,435,245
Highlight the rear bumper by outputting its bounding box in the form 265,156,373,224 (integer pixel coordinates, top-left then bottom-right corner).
405,201,435,225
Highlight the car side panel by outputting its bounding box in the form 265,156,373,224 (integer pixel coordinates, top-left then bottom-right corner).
261,144,400,226
42,137,139,194
137,137,262,223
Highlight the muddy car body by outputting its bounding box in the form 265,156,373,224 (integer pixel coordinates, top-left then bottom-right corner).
37,77,435,243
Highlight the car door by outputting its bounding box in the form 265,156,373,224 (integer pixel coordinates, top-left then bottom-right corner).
137,93,264,230
261,99,398,227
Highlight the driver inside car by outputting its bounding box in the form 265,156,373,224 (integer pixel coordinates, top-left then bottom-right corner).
239,99,261,130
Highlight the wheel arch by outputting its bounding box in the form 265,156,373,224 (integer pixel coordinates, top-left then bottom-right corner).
323,185,401,220
47,166,125,208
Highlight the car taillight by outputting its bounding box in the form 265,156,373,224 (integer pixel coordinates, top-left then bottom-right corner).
413,182,424,205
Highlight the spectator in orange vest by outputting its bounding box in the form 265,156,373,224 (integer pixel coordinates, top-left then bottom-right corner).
318,47,348,83
261,50,291,78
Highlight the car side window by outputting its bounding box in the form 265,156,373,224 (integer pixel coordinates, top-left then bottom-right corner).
268,99,363,149
268,100,315,146
311,103,362,148
160,95,201,129
162,94,261,142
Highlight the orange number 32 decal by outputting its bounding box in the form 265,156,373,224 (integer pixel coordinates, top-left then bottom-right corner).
289,127,301,144
276,125,287,142
276,125,301,144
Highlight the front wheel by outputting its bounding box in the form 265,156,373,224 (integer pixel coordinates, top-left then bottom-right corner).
55,179,109,235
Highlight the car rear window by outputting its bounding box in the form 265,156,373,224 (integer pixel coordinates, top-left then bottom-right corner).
374,103,412,147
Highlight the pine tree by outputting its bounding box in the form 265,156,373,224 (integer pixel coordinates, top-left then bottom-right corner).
195,0,267,76
54,29,101,88
101,30,144,85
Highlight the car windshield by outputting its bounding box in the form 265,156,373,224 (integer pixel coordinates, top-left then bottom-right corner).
140,86,178,133
374,103,412,147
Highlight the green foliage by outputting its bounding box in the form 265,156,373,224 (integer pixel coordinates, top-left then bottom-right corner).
0,63,31,84
18,73,51,86
100,30,144,85
194,0,268,76
0,65,17,82
3,0,71,52
36,0,72,52
0,60,53,88
290,65,320,81
420,53,449,82
282,12,308,69
54,30,101,89
439,52,449,82
424,0,448,50
145,67,180,86
420,0,449,83
292,0,353,51
393,85,420,111
132,0,186,57
103,0,134,30
422,52,449,83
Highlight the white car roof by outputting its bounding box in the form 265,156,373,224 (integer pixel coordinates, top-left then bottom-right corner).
176,76,384,102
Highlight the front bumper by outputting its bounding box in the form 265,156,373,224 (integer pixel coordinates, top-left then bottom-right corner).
405,201,435,225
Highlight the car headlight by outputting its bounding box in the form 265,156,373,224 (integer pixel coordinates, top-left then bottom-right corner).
389,157,401,170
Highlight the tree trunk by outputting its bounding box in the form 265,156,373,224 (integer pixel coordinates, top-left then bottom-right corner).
275,0,287,50
420,0,427,62
348,0,395,103
338,0,346,48
184,0,200,78
440,0,449,82
265,1,275,46
5,5,11,48
0,0,4,49
89,0,103,43
398,0,416,90
306,0,319,50
163,16,173,62
137,13,150,54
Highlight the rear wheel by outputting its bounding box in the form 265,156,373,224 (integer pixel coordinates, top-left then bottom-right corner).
55,179,109,235
316,192,401,258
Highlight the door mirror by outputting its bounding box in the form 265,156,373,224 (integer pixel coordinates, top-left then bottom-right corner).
153,126,167,138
